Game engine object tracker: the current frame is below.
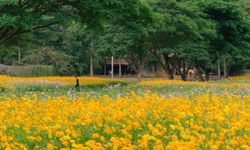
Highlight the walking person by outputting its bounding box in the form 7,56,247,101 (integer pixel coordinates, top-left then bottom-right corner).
75,76,80,91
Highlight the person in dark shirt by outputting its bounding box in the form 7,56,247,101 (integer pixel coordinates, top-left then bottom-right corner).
75,76,80,91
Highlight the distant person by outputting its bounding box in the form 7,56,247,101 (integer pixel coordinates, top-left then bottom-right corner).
75,76,80,91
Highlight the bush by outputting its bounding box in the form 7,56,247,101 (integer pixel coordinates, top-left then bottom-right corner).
21,47,73,75
0,64,56,77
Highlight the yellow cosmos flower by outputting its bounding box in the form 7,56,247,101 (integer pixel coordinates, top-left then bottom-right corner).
0,92,248,149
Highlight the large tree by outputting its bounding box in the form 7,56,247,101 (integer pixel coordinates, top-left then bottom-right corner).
0,0,148,45
148,0,216,80
200,0,250,76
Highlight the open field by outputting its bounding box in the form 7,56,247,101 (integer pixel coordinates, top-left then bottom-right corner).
1,0,250,149
0,75,249,149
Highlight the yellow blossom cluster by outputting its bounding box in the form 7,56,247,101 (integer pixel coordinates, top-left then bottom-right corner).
0,92,249,149
0,75,119,86
138,80,205,86
229,75,250,80
138,79,250,88
0,82,14,90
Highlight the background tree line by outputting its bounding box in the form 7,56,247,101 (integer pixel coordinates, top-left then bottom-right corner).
0,0,249,80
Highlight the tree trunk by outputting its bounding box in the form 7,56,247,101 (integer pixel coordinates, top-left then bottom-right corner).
136,64,144,79
167,70,174,79
152,64,155,73
163,54,174,80
174,59,189,81
89,56,93,76
223,58,228,78
104,65,106,75
180,74,188,81
197,67,205,81
137,72,142,79
218,59,221,78
149,50,174,80
205,70,209,81
180,61,189,81
111,56,114,78
193,67,197,81
89,41,94,76
18,48,21,62
119,58,122,78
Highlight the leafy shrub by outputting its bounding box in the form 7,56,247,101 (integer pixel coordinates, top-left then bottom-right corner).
21,47,73,75
0,64,56,77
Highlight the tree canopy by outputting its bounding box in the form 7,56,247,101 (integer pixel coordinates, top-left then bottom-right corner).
0,0,249,80
0,0,150,44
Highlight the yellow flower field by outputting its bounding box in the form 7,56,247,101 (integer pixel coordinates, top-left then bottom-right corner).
138,79,250,88
1,75,249,90
0,75,249,149
0,93,249,149
0,83,14,90
229,75,250,80
0,75,119,86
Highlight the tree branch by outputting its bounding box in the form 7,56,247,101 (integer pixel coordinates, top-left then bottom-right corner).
21,21,59,34
149,49,167,72
0,21,59,45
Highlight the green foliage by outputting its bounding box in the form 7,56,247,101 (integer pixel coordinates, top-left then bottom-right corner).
0,64,55,77
0,46,18,64
144,0,217,80
20,47,72,75
200,0,250,75
0,0,249,79
58,23,108,75
0,0,150,45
